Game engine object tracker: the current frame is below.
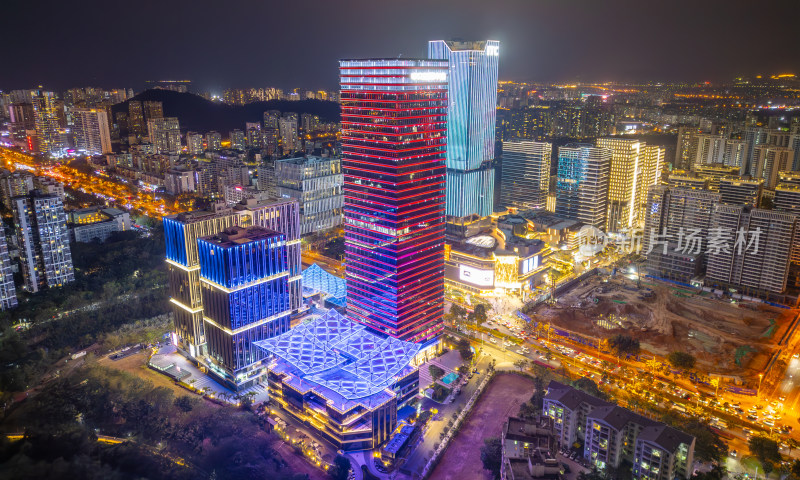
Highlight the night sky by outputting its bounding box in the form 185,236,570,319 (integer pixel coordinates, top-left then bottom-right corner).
2,0,799,93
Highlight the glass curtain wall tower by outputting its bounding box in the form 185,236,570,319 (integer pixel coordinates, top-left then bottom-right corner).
428,40,499,218
198,226,291,390
340,58,448,344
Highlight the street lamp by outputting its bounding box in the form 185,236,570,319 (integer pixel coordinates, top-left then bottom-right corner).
758,373,764,399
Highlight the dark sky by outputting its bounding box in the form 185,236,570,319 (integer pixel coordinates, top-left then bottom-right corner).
2,0,799,93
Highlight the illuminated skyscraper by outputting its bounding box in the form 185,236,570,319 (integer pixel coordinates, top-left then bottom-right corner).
147,117,181,154
340,58,448,344
428,40,500,218
500,140,552,210
198,226,290,389
31,91,65,157
12,191,75,293
164,198,302,360
596,138,662,232
206,131,222,151
230,129,245,151
555,144,611,229
0,232,17,311
186,131,204,154
73,108,112,155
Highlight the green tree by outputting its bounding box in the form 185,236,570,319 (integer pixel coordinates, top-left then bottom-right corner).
480,437,503,479
749,436,781,474
608,334,640,357
790,459,800,480
457,338,474,362
573,377,603,398
691,465,726,480
667,351,696,370
474,304,488,326
513,359,528,371
450,304,467,319
330,455,351,480
429,365,446,382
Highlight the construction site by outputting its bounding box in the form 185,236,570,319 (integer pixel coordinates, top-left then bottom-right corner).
531,272,796,376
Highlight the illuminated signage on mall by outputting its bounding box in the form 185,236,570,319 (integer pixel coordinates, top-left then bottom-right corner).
459,265,494,287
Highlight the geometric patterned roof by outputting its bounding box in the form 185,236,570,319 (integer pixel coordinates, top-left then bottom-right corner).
254,310,419,400
302,263,346,300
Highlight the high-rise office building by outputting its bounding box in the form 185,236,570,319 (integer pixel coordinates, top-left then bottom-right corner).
198,226,291,389
706,206,797,295
12,191,75,293
429,40,500,218
753,146,794,188
246,125,263,150
164,204,245,357
0,232,17,310
643,186,721,281
596,138,662,232
147,117,181,154
718,177,763,207
263,110,281,156
689,133,725,168
555,144,611,229
790,125,800,171
234,198,302,314
73,108,112,155
279,113,300,153
206,131,222,151
164,198,302,360
230,129,245,151
775,184,800,212
0,169,34,208
275,155,343,235
31,91,65,157
693,164,739,191
186,131,204,155
722,139,747,168
674,126,695,170
340,58,448,344
500,140,552,210
127,100,145,138
667,171,708,190
8,103,35,141
742,126,768,176
143,101,163,121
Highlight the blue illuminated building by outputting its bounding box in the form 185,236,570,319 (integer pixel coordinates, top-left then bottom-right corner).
555,144,611,229
255,309,420,451
428,40,500,218
198,225,291,390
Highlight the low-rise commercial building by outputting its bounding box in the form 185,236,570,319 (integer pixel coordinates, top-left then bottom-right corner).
69,207,131,243
256,309,420,451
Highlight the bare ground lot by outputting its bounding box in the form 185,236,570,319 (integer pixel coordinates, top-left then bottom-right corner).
429,373,535,480
98,349,200,398
534,275,795,374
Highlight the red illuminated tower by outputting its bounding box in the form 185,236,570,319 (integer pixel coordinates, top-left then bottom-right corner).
339,59,448,344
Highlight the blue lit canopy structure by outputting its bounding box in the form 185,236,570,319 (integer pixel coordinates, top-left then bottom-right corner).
254,310,419,406
302,263,346,305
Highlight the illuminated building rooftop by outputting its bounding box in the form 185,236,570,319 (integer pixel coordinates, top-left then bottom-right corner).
255,310,419,410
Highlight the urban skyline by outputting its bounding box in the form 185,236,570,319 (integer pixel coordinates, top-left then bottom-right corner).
2,1,800,92
3,5,800,480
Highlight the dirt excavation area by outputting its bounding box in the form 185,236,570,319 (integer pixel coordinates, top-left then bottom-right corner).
429,374,535,480
533,274,795,375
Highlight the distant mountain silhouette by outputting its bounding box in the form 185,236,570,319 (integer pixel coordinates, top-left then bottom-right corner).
111,89,340,134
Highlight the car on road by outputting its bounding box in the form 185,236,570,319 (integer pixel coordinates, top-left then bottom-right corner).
489,337,497,344
730,450,737,458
